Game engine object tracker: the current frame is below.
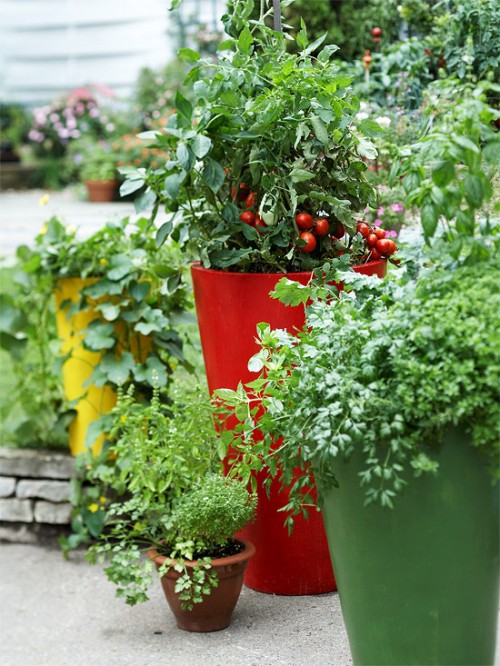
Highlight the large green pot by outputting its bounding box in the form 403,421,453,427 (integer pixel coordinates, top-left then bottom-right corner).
321,428,499,666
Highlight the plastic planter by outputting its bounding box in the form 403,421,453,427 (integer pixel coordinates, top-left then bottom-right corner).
191,259,387,595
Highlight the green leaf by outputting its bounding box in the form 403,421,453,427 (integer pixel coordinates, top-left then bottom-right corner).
163,172,186,200
289,168,315,183
156,220,173,247
453,136,480,154
108,255,134,281
271,278,310,306
97,303,121,322
84,322,115,350
176,143,195,171
310,115,329,144
129,281,151,301
237,27,253,55
120,178,145,197
464,174,484,209
303,33,327,56
134,190,157,214
175,91,193,120
356,136,377,160
421,201,439,239
431,161,455,187
202,158,225,193
178,48,200,63
192,134,212,159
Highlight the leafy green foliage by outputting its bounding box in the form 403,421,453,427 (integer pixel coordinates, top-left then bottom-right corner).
80,383,255,608
0,267,72,448
122,7,380,272
18,216,194,402
390,80,499,260
215,250,500,516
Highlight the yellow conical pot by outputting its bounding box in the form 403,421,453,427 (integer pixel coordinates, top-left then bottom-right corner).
54,277,116,456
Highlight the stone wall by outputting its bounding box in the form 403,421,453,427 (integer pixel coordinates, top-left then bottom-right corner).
0,448,76,543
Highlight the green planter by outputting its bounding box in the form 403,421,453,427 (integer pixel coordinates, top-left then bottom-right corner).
321,427,499,666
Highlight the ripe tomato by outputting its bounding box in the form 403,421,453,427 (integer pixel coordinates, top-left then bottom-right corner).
367,233,378,248
296,213,314,229
373,227,386,240
313,218,329,236
244,192,257,208
299,231,317,252
370,247,382,260
356,222,370,239
239,210,255,225
376,238,397,256
254,216,266,230
231,183,250,202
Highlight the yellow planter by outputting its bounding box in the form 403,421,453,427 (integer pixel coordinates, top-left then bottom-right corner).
54,278,116,456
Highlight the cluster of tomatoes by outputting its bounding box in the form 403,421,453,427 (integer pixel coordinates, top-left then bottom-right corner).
234,187,398,260
294,213,341,253
355,220,397,260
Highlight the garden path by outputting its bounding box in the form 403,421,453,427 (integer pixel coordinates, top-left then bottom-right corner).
0,188,137,263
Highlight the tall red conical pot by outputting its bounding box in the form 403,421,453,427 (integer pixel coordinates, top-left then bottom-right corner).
191,259,387,595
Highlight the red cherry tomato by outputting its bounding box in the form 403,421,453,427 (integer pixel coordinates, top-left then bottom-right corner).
254,216,266,231
367,233,378,248
231,183,250,202
370,247,382,260
313,218,329,236
371,27,382,38
356,222,370,239
376,238,397,256
373,227,386,240
239,210,255,225
299,231,317,253
244,192,257,208
296,213,314,230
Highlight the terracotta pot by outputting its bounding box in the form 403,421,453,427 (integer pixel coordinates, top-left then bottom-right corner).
84,179,118,202
191,259,387,595
147,538,255,632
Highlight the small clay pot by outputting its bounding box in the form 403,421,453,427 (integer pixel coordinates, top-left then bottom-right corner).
147,538,255,632
84,180,118,202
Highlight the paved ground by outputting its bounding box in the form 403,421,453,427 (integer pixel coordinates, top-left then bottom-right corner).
0,188,136,261
0,542,351,666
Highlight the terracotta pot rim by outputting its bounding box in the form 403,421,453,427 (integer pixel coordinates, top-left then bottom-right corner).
147,538,256,569
84,179,119,185
190,259,386,277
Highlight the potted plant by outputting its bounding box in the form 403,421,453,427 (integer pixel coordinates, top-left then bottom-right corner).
79,140,119,201
215,246,500,664
18,215,193,455
85,382,257,632
120,0,395,595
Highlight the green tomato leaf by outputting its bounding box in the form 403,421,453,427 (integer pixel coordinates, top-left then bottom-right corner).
202,158,225,193
175,91,193,120
310,115,329,144
237,27,253,55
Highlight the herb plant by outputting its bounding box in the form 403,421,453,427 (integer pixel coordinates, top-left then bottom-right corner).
123,0,386,272
84,383,256,608
215,251,500,523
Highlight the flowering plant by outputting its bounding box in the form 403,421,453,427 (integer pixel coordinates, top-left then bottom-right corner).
122,1,395,273
28,85,116,159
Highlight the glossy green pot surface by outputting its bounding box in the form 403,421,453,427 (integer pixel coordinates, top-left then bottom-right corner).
321,428,499,666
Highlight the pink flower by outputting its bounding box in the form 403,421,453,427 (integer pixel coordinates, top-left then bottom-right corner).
373,218,383,227
386,230,398,237
377,207,384,216
391,203,404,213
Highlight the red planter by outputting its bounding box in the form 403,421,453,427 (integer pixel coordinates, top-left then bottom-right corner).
84,179,118,202
191,259,387,595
